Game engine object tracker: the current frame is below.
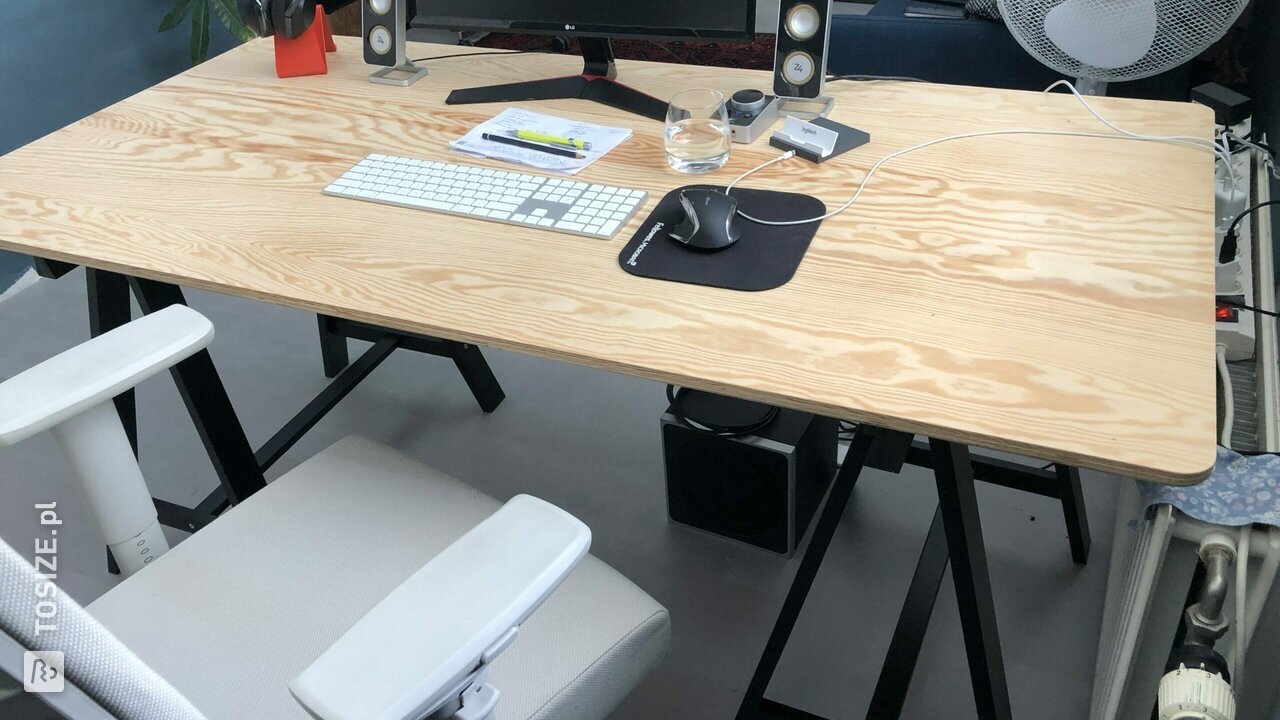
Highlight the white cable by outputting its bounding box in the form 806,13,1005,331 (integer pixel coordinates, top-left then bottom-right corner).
1218,345,1234,448
1224,130,1280,181
726,150,794,194
1043,79,1224,155
1234,525,1251,689
733,79,1229,226
1218,133,1238,192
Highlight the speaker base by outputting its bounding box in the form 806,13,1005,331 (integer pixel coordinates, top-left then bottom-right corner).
445,37,667,121
776,95,835,121
369,63,428,87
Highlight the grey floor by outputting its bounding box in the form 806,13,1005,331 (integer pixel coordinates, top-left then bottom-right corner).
0,272,1119,719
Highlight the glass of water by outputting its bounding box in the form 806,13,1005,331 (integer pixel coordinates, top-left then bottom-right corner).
665,89,731,174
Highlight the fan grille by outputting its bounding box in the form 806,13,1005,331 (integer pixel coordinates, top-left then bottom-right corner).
998,0,1249,82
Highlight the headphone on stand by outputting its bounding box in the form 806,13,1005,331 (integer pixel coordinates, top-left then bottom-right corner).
239,0,317,39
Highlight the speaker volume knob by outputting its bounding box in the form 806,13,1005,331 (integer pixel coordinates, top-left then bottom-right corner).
782,51,816,86
729,89,767,114
368,25,393,55
785,3,821,40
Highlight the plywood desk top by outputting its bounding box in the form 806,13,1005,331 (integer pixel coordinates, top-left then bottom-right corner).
0,38,1217,484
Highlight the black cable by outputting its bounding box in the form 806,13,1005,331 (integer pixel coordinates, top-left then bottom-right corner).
665,385,779,438
1226,200,1279,242
1223,132,1274,158
1218,298,1280,319
409,49,535,63
1219,200,1280,264
646,40,688,65
826,74,928,83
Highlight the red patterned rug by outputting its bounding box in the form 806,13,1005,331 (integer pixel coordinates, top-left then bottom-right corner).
475,34,777,70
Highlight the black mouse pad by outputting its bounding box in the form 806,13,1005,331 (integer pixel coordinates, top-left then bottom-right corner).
618,185,825,292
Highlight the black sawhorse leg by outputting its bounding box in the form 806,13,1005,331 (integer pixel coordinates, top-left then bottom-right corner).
41,261,502,543
316,315,505,413
737,429,1015,720
930,440,1012,719
1056,464,1091,565
128,278,268,504
317,314,350,379
734,431,879,720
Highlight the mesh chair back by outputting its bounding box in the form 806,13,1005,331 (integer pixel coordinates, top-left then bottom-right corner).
0,539,207,720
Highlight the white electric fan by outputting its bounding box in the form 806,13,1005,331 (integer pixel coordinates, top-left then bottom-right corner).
997,0,1251,95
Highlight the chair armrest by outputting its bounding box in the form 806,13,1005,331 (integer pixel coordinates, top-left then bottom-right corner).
0,305,213,447
289,494,591,720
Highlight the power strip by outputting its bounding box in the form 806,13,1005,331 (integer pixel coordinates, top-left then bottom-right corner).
1216,119,1255,362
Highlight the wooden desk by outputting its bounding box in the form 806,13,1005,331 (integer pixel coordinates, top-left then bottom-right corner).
0,37,1215,485
0,38,1217,720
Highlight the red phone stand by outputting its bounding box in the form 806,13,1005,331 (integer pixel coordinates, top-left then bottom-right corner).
274,6,336,79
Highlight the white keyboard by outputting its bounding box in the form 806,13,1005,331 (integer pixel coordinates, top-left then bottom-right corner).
324,153,649,240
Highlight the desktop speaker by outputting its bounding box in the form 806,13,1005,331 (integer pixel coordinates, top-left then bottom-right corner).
773,0,833,99
363,0,407,66
661,391,837,556
362,0,427,85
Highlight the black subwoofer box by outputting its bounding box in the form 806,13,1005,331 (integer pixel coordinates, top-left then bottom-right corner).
661,393,837,556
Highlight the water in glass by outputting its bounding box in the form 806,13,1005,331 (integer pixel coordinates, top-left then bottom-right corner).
665,90,731,174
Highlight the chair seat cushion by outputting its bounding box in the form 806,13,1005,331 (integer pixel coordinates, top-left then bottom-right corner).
87,436,670,720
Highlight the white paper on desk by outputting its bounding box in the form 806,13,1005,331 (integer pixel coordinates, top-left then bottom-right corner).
450,108,633,175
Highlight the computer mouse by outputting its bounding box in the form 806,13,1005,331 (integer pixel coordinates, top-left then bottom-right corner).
669,189,743,251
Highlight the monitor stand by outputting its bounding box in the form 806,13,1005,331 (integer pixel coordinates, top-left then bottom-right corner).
445,38,668,121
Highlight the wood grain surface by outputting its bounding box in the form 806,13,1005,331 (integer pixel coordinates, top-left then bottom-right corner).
0,38,1217,484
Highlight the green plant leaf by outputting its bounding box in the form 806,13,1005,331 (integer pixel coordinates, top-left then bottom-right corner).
190,0,210,65
158,0,195,32
211,0,255,42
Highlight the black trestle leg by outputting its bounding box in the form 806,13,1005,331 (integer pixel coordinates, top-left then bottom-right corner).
930,439,1012,720
128,278,267,504
316,314,350,378
735,429,878,720
864,504,949,718
1055,464,1091,564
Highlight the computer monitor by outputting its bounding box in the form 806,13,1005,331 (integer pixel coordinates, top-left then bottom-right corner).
417,1,757,120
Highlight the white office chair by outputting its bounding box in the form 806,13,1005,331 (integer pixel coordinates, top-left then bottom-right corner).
0,306,670,720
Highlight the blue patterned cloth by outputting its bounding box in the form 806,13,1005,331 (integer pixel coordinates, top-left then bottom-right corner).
1140,447,1280,527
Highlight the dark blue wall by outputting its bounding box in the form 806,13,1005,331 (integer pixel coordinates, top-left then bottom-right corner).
1,0,239,156
0,0,239,287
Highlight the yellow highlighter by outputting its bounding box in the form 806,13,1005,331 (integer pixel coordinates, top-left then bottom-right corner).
510,130,593,151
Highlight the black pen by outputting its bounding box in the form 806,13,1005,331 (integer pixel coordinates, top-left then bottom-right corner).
481,132,585,159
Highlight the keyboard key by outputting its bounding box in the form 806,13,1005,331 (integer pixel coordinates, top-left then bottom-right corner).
405,197,454,211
